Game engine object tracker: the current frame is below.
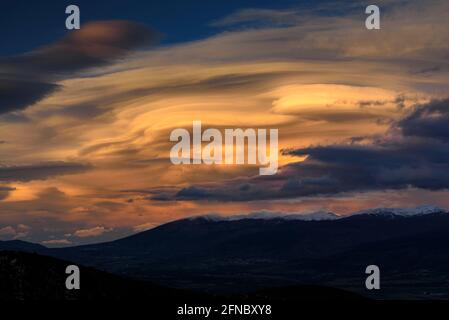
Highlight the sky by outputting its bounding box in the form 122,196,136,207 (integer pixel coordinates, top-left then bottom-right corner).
1,0,449,246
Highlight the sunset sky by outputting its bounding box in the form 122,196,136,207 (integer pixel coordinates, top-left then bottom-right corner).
1,0,449,245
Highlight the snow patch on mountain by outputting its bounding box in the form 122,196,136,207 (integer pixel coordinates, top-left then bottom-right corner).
189,205,447,223
190,210,340,222
352,205,445,217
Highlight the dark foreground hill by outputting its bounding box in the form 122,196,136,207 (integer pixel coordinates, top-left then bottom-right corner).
0,250,200,301
0,251,363,301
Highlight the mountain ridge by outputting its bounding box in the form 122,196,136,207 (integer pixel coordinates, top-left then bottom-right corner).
1,205,447,252
1,205,449,298
189,205,446,222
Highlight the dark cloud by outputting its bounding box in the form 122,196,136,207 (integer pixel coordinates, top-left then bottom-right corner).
398,99,449,140
211,9,302,28
0,162,92,182
413,65,441,75
3,21,159,75
0,186,15,200
0,21,159,115
149,98,449,202
0,112,29,123
357,100,387,108
356,94,409,110
299,111,383,123
78,137,139,157
0,79,59,114
176,187,212,200
394,94,406,110
37,103,107,120
81,71,299,106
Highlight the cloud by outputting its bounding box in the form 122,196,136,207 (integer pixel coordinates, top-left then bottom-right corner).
149,98,449,201
1,0,449,238
211,9,302,27
0,20,159,115
133,222,157,232
3,21,158,75
176,187,212,200
0,186,15,200
42,239,72,245
0,224,30,239
0,80,59,114
0,161,92,182
398,99,449,140
36,103,108,120
0,226,16,237
73,226,112,238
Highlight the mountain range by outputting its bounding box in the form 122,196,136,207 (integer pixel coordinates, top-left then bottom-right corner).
1,205,449,299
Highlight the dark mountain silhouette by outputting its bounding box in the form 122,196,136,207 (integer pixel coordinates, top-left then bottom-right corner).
0,251,363,301
2,207,449,298
0,250,199,301
0,240,47,252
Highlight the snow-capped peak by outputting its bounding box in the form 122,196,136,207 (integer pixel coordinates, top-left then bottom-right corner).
190,210,340,222
353,205,445,217
187,205,446,223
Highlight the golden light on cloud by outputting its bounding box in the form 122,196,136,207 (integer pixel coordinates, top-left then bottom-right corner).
1,0,449,245
269,84,400,114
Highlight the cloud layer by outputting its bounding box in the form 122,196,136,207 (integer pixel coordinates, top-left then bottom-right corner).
0,162,92,182
1,1,449,245
150,99,449,201
0,20,159,115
